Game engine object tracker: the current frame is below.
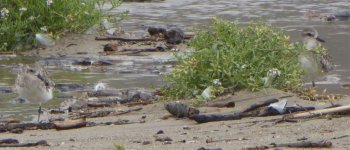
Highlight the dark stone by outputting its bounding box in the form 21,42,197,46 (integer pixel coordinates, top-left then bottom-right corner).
156,130,164,134
164,28,185,44
148,27,167,36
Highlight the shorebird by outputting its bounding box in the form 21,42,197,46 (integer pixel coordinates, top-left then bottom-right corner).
15,64,55,122
298,28,334,87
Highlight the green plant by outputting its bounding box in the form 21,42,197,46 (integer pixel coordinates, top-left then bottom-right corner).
164,19,304,99
0,0,121,51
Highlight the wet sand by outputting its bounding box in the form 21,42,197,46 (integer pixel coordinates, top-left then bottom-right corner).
1,89,350,149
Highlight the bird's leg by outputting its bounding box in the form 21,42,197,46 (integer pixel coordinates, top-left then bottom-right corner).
37,103,43,122
312,81,316,87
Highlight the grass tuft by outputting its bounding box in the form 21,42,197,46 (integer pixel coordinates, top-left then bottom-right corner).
164,19,304,99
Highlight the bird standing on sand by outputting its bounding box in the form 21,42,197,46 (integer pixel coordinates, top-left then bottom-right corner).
298,28,334,87
15,64,55,122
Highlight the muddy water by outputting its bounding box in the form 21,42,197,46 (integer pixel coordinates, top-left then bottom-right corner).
1,0,350,121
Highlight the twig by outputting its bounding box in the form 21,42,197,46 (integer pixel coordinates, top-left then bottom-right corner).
240,98,279,113
95,37,157,41
0,140,49,147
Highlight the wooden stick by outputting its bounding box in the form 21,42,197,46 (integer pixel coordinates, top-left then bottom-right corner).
190,113,252,123
54,118,87,130
95,37,157,42
286,104,350,119
206,101,235,108
240,98,279,113
244,140,332,149
0,140,49,147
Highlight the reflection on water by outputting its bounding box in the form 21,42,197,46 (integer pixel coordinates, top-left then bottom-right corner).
1,0,350,121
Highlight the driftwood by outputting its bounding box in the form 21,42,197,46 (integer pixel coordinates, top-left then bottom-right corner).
70,107,143,119
240,98,279,113
0,140,49,147
126,100,153,107
285,104,350,119
54,118,87,130
244,140,332,149
206,137,248,143
0,139,19,144
190,113,252,123
0,122,55,133
87,102,113,108
206,101,235,108
95,37,157,41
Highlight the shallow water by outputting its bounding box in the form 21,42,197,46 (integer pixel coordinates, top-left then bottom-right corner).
1,0,350,121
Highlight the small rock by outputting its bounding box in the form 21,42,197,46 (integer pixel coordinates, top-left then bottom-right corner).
183,126,191,130
164,102,199,118
156,130,164,134
69,138,75,142
104,42,118,52
197,147,222,150
142,141,151,145
163,141,172,145
155,136,173,142
148,27,166,36
10,128,23,134
164,28,184,44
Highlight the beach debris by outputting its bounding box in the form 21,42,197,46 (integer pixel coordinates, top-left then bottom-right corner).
69,107,142,119
0,140,49,147
284,104,350,119
154,136,173,142
104,42,118,52
164,102,199,118
206,101,235,108
206,137,248,143
148,27,166,37
240,98,279,113
94,82,106,92
197,147,222,150
267,99,287,114
54,118,87,130
164,28,184,44
0,139,19,144
244,140,332,149
35,33,55,47
156,130,164,134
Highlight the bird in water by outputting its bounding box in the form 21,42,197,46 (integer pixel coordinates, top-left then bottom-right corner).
298,28,334,87
15,64,55,122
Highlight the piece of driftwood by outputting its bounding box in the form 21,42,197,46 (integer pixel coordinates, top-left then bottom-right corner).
285,104,350,119
126,100,153,107
244,140,332,149
50,109,65,114
240,98,279,113
190,113,252,123
70,107,142,119
0,140,49,147
87,102,113,108
54,118,87,130
206,101,235,108
0,118,21,124
0,122,55,133
87,90,121,97
95,37,157,42
206,137,248,143
0,139,19,144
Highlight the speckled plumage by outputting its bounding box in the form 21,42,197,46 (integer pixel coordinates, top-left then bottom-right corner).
15,64,55,104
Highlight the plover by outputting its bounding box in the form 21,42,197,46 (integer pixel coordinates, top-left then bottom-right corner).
298,28,334,87
15,64,55,121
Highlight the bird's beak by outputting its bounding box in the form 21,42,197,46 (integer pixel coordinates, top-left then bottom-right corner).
316,37,326,43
